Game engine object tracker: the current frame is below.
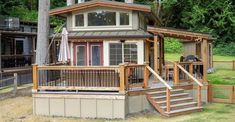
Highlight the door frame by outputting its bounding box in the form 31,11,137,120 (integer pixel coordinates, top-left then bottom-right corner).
73,42,103,66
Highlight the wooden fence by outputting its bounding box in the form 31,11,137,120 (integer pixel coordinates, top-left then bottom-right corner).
213,60,235,71
0,73,18,96
209,84,235,103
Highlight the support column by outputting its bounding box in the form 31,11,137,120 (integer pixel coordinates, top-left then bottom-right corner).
144,40,150,63
202,39,208,82
36,0,50,65
154,35,159,79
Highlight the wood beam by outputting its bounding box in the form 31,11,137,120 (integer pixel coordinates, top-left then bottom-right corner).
145,40,150,63
154,35,159,80
202,39,208,82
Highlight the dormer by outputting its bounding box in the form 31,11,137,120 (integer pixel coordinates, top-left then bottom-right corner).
67,0,133,6
52,0,151,31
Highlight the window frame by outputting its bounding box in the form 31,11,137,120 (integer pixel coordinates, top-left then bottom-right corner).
109,42,138,66
73,9,132,30
75,14,85,27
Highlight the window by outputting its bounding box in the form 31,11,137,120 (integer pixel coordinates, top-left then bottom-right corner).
31,27,37,32
75,14,84,26
120,12,129,25
124,44,137,63
88,11,116,26
109,43,137,65
109,43,122,65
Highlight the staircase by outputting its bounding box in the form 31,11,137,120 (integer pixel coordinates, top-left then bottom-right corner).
146,88,203,117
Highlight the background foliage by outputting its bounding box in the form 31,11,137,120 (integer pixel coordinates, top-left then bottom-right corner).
0,0,234,55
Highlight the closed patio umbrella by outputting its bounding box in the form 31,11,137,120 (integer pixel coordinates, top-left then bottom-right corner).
58,28,70,63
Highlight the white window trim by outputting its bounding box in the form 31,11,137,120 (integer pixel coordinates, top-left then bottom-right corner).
72,9,133,31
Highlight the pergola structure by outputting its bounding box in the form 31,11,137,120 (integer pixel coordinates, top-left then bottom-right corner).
146,27,214,82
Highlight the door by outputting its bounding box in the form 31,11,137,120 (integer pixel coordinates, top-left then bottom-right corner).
90,45,101,66
75,44,87,66
74,42,103,66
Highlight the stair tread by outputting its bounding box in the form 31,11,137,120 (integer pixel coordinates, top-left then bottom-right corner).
147,89,184,95
165,107,203,114
151,93,189,99
160,102,197,109
156,97,193,104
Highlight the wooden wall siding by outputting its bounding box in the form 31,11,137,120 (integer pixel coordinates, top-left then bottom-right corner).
209,85,235,104
49,1,151,16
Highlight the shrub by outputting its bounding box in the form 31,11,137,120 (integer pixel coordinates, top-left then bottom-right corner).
164,38,183,53
213,42,235,56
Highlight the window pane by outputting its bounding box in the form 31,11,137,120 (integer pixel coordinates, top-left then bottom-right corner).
124,44,137,64
75,14,84,26
109,43,122,65
91,46,101,66
120,13,129,25
77,46,85,66
88,11,116,26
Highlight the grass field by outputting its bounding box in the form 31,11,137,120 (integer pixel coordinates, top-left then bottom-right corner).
1,96,235,122
166,53,235,85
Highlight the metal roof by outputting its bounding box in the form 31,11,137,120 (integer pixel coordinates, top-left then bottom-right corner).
53,30,152,40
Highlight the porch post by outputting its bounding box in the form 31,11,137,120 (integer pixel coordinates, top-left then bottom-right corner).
154,35,159,80
32,36,36,63
32,64,38,92
0,33,1,80
119,64,125,94
144,40,150,63
144,62,149,88
202,39,208,82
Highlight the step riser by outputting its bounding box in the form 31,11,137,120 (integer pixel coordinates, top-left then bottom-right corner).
158,99,193,106
168,109,202,117
149,90,185,96
154,94,189,101
162,103,198,111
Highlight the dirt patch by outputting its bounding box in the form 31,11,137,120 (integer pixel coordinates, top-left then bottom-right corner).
0,86,32,100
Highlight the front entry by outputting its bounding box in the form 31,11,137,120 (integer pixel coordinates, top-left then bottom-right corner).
74,42,103,66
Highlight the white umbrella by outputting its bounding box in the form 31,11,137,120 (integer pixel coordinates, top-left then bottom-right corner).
58,28,70,63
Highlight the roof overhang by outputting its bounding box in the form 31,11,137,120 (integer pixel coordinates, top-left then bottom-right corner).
50,0,151,16
147,26,214,41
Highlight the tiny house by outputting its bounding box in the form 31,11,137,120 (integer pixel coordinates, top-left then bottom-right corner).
32,0,213,119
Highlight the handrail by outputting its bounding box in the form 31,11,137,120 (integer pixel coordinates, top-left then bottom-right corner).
146,66,172,90
177,64,203,86
37,65,119,70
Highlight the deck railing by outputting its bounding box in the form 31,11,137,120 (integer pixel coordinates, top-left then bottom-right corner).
174,61,203,84
33,65,120,91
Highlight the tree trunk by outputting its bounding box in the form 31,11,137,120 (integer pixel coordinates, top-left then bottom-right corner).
36,0,50,65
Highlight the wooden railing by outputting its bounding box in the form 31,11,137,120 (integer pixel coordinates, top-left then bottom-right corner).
2,54,33,69
175,62,203,107
174,61,203,84
33,64,120,92
146,66,173,113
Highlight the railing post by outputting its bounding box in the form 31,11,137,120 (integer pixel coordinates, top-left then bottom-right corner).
13,73,18,96
189,62,193,82
174,62,179,85
166,88,171,112
32,64,38,92
197,85,202,107
144,62,149,88
119,64,125,94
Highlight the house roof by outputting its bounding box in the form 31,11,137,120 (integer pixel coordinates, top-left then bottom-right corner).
53,29,152,40
147,26,214,41
49,0,151,16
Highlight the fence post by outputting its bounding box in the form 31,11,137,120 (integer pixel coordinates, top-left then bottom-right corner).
144,62,149,89
13,73,18,96
173,62,179,85
32,64,38,92
119,64,125,94
207,84,213,103
233,60,235,71
229,86,234,103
